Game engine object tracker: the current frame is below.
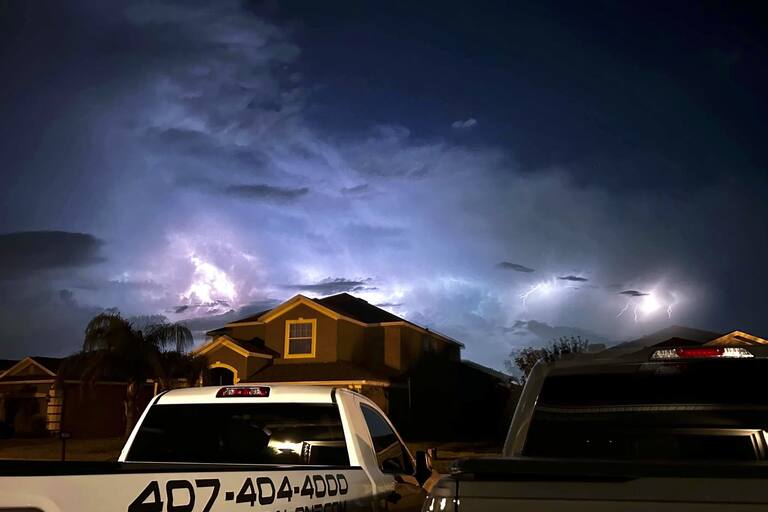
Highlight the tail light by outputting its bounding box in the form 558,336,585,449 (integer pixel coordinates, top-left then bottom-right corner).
651,347,753,360
216,386,270,398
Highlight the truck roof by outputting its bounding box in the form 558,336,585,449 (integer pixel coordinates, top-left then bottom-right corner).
156,384,337,405
545,344,768,376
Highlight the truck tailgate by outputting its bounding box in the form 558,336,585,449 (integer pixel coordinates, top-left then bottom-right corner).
0,461,372,512
445,458,768,511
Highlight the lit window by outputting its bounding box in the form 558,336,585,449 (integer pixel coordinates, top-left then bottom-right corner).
285,319,316,358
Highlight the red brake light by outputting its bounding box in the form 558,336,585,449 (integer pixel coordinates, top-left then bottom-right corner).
650,346,753,360
676,347,724,358
216,386,270,398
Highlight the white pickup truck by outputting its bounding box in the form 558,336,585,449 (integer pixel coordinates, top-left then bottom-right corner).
426,344,768,511
0,384,434,512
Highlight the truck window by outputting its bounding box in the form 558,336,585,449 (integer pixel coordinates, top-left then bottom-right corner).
524,360,768,461
127,403,349,465
360,404,414,475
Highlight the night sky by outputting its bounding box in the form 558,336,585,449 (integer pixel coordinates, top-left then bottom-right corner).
1,1,767,369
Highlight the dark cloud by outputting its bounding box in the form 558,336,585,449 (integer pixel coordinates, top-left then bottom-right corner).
497,262,536,273
223,184,309,201
376,302,403,308
0,283,102,357
508,320,611,346
0,231,103,281
619,290,649,297
285,277,375,295
170,299,231,315
559,275,589,282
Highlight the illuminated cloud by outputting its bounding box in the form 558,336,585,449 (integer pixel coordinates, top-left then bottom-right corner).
451,118,478,129
0,0,766,368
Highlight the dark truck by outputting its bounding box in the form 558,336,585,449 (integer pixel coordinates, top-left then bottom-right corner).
426,344,768,511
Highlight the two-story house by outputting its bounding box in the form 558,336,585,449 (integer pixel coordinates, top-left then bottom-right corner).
195,293,515,439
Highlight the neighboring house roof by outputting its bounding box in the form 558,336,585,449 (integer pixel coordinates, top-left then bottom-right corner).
30,356,63,374
212,293,464,348
0,356,61,381
0,359,19,372
606,325,723,355
651,336,709,348
708,330,768,346
247,361,399,385
461,360,512,383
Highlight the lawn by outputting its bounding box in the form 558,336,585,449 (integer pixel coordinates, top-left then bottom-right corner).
0,437,124,461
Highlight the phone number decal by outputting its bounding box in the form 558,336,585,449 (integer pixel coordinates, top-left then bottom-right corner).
129,473,350,512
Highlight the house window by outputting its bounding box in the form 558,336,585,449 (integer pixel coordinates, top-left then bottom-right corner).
285,319,316,358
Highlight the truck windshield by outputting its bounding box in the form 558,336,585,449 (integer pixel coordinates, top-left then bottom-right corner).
524,360,768,460
127,403,349,465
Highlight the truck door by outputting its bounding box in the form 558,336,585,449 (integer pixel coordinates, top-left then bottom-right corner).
359,403,426,511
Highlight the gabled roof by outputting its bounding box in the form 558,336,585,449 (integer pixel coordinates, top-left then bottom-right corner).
0,356,61,380
194,335,278,359
0,359,19,372
214,293,464,348
708,330,768,346
312,293,402,323
30,356,62,374
461,360,512,383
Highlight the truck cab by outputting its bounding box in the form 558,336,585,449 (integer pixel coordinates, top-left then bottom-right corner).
426,344,768,511
0,384,433,511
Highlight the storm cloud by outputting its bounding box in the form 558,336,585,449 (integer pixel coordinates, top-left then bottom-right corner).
0,231,103,280
498,262,536,273
620,290,650,297
1,1,767,368
285,278,376,295
559,275,589,282
223,184,309,201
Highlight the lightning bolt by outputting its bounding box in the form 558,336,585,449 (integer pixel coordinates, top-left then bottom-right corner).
519,283,543,308
617,302,630,318
633,304,639,323
667,292,679,319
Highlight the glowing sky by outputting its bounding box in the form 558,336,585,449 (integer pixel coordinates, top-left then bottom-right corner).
1,1,767,369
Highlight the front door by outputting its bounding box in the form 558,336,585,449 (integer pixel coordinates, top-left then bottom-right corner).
208,366,235,385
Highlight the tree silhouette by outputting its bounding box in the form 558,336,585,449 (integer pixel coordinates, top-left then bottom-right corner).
60,312,196,437
506,336,590,382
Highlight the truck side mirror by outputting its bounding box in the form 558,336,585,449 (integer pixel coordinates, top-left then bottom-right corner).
415,450,433,486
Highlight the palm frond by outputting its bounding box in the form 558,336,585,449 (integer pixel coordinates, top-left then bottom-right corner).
83,312,134,352
145,322,194,353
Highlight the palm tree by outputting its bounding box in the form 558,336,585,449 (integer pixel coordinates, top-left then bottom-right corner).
61,312,194,438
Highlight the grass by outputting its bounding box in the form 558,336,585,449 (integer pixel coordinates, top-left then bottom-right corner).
0,437,124,461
